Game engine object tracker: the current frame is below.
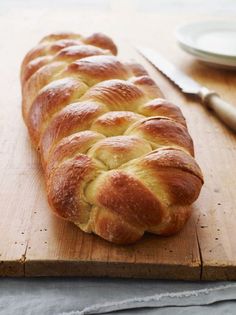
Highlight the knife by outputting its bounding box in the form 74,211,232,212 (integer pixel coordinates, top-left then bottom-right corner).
137,47,236,133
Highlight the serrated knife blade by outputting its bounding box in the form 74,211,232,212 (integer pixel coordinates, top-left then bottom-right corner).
136,46,236,133
137,46,201,95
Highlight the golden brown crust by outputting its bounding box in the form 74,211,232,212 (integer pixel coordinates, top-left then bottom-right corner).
47,154,103,223
91,206,144,244
63,56,131,86
22,61,67,120
87,136,152,169
21,56,53,85
91,111,144,136
21,39,82,83
92,170,164,227
21,32,204,244
83,33,118,55
54,44,110,62
133,148,203,204
27,78,88,147
131,75,164,99
139,98,187,126
21,32,117,84
125,117,194,155
81,79,147,110
40,101,107,163
46,131,105,176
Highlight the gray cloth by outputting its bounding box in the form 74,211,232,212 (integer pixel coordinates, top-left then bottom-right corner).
0,278,236,315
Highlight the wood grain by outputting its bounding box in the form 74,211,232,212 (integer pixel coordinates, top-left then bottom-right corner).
0,8,236,279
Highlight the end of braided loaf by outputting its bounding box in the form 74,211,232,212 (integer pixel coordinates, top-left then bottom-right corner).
21,32,203,244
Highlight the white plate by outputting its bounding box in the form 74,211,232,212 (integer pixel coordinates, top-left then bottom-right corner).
175,20,236,68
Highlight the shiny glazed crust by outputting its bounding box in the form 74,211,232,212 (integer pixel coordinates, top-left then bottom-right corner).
21,32,204,244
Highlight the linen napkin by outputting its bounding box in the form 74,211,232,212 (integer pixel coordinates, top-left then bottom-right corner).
0,278,236,315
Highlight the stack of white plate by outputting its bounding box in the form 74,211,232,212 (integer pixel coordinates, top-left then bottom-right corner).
175,20,236,69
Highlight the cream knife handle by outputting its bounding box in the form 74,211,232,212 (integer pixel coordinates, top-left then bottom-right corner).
199,87,236,133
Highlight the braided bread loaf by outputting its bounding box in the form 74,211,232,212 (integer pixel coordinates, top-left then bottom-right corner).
21,32,203,244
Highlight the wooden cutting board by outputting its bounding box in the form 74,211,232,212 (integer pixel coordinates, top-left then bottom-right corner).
0,9,236,280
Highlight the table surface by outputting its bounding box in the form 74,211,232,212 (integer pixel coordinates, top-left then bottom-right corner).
1,0,236,313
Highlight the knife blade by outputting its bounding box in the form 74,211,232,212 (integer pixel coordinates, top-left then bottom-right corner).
137,46,236,132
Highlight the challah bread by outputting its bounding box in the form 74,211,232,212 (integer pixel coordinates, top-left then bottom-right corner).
21,32,203,244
